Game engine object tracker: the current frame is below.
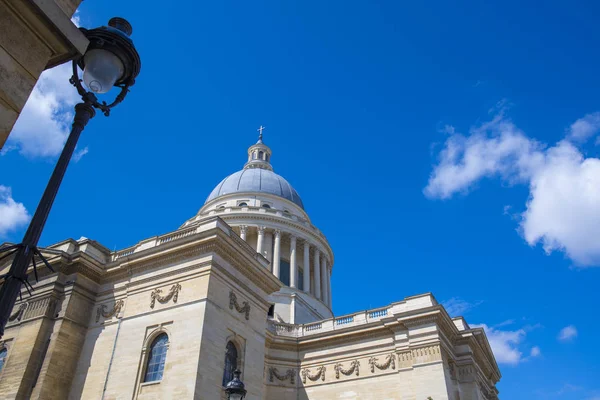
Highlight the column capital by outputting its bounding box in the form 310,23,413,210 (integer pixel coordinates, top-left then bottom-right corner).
257,226,266,234
290,235,297,244
240,225,248,233
274,229,281,238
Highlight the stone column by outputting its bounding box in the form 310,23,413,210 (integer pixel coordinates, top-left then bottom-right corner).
256,226,265,255
321,255,329,305
240,225,247,241
290,236,297,288
303,242,311,293
314,249,321,300
272,230,281,278
328,267,332,308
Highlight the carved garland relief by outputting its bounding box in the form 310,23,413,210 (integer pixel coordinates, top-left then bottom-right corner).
301,366,326,383
268,367,295,384
8,303,27,322
150,283,181,308
229,291,250,320
368,353,396,373
334,360,360,379
96,300,124,322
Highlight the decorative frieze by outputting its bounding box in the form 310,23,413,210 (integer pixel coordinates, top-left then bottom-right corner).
22,297,56,320
229,291,250,320
96,300,124,322
334,360,360,379
397,350,413,368
268,367,295,384
301,366,326,383
458,364,474,380
369,353,396,373
448,360,457,379
150,283,181,308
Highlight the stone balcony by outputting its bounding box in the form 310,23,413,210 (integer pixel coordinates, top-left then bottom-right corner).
266,293,468,338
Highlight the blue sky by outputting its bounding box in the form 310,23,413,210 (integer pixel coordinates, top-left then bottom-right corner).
1,1,600,398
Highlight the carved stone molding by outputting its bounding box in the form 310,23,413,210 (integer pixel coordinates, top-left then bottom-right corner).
369,353,396,373
301,366,326,383
458,364,474,380
268,367,295,384
19,297,56,321
8,303,28,322
229,291,250,320
334,360,360,379
398,351,413,368
448,360,457,380
150,283,181,309
96,300,124,322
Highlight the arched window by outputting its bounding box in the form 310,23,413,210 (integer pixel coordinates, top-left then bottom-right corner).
222,341,238,386
144,333,168,382
252,152,257,160
0,347,7,372
238,202,247,207
258,151,264,160
262,204,271,209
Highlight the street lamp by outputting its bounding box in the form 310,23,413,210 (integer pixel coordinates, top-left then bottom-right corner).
224,370,247,400
0,17,141,337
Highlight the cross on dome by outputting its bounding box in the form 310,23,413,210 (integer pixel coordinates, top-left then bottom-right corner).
257,125,265,143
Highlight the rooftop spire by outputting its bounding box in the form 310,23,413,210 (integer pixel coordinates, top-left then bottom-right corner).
257,125,265,144
244,126,273,171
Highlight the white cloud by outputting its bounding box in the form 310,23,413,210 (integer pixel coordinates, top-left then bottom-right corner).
425,110,600,267
3,14,84,159
442,297,482,317
0,186,30,238
73,146,89,163
473,323,528,365
568,112,600,142
558,325,578,342
424,115,544,199
5,62,81,158
530,346,541,357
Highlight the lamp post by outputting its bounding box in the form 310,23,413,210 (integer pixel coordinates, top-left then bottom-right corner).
224,370,247,400
0,17,141,337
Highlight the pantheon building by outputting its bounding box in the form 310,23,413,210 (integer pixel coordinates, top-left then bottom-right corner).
0,134,500,400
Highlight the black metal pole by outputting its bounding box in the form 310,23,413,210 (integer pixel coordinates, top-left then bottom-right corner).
0,102,96,337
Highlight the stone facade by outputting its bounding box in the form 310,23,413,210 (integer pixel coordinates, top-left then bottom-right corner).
0,0,88,148
0,136,501,399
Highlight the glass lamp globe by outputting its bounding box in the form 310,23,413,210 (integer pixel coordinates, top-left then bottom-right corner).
82,49,125,94
225,370,246,400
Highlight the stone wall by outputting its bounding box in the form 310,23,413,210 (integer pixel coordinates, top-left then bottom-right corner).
0,0,86,148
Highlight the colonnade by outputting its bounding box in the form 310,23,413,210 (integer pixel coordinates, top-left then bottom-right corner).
239,225,332,308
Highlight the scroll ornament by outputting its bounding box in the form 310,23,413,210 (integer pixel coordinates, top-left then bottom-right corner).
334,360,360,379
269,367,295,384
8,303,27,322
96,300,124,322
369,354,396,373
229,291,250,320
150,283,181,308
301,366,326,383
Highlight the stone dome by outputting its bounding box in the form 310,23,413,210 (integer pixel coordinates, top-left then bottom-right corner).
205,168,304,209
205,130,304,209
